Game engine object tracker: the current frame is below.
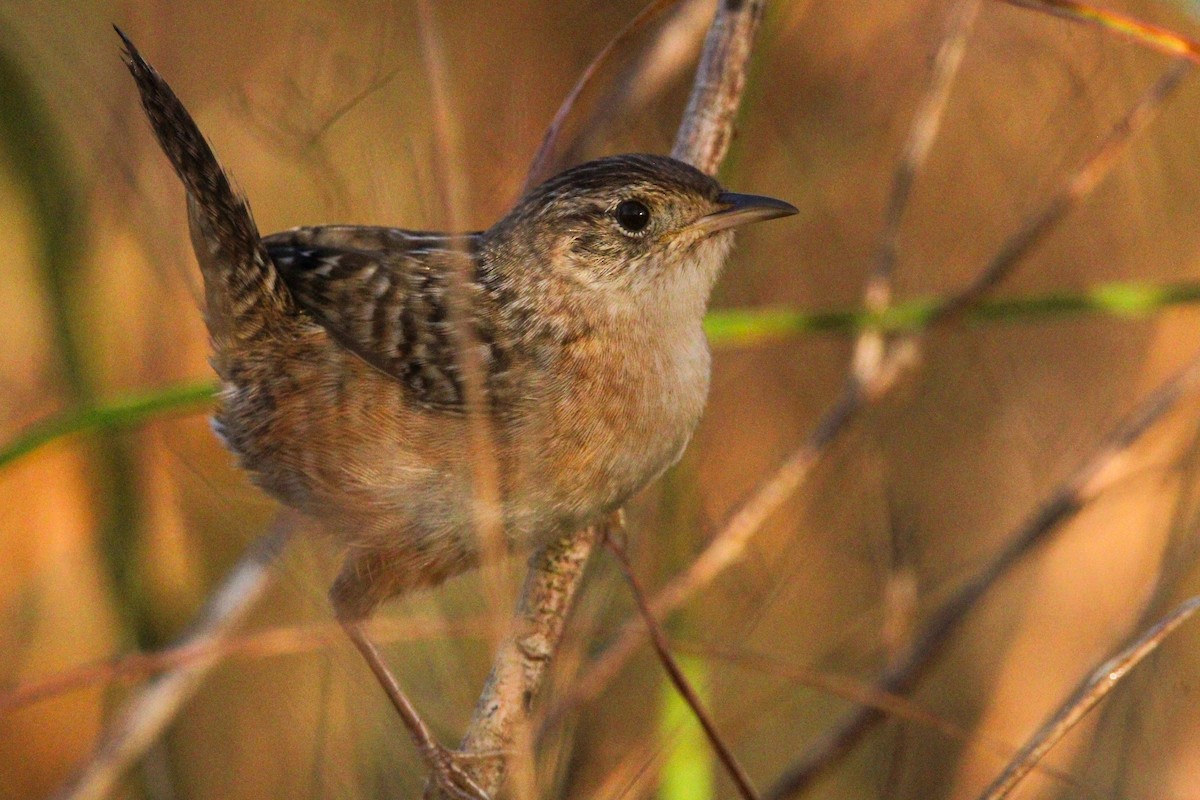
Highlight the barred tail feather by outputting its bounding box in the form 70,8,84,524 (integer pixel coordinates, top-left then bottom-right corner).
116,25,293,345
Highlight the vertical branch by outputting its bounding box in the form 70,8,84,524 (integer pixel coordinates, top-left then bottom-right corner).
446,525,602,797
672,0,766,174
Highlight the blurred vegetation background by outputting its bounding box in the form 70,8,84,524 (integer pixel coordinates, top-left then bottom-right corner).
3,1,1200,798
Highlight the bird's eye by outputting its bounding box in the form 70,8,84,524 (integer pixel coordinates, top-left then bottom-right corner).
614,199,651,234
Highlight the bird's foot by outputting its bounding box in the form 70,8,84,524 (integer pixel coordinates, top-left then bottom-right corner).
420,742,491,800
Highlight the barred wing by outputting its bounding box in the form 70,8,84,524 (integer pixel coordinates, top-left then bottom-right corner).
264,225,487,410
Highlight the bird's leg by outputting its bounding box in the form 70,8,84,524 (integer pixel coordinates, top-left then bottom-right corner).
332,551,490,800
336,618,489,800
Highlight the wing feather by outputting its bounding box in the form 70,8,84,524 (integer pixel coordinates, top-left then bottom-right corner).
264,225,486,410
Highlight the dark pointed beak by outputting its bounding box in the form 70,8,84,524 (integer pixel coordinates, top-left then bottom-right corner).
690,191,798,235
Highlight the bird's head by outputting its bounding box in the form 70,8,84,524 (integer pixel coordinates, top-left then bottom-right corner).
486,154,795,304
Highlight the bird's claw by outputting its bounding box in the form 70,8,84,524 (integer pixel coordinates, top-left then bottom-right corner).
421,742,491,800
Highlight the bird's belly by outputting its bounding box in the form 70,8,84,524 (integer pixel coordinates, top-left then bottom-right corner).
504,332,711,539
213,338,470,542
214,327,711,554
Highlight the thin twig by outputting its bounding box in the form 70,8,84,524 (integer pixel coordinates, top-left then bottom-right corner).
52,519,293,800
606,531,760,800
976,596,1200,800
557,0,715,172
686,644,1096,796
592,635,1098,800
854,0,979,426
865,0,981,309
854,0,974,407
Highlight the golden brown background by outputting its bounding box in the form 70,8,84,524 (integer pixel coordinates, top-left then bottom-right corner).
2,1,1200,798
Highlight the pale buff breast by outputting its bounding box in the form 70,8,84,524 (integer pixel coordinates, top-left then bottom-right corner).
506,320,711,534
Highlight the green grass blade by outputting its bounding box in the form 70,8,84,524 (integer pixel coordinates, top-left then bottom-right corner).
0,382,217,471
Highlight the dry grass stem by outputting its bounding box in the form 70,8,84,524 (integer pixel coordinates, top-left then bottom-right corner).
866,0,980,308
976,596,1200,800
413,1,511,641
998,0,1200,61
855,0,979,406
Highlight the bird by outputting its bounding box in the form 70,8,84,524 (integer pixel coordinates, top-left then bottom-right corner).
117,25,795,799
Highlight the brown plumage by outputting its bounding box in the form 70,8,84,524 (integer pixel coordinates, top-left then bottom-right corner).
118,26,794,798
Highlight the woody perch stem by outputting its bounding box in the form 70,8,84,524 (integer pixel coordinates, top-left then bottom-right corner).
443,525,601,797
673,0,766,174
440,1,770,796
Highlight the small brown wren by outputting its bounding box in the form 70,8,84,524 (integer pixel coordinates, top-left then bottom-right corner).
119,26,794,799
